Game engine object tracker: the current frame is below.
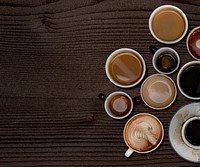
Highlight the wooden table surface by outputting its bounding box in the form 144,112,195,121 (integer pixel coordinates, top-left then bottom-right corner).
0,0,200,166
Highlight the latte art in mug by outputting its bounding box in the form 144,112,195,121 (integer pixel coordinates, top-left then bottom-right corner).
124,114,163,152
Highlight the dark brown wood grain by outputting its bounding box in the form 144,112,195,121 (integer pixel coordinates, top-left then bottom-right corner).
0,0,199,166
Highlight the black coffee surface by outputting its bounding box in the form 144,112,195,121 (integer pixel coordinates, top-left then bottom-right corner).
156,53,177,72
185,119,200,146
180,66,200,97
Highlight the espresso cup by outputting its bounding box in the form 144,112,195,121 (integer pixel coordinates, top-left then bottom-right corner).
177,61,200,100
149,5,188,44
186,26,200,60
182,117,200,149
124,113,164,157
150,45,180,75
140,74,177,110
105,48,146,88
98,91,142,119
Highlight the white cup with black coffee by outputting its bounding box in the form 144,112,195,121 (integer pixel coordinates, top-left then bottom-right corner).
149,45,180,75
98,91,142,119
182,116,200,149
177,61,200,100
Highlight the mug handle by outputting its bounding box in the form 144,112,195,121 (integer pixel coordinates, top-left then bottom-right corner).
125,148,134,158
132,96,143,104
149,45,158,54
98,93,107,101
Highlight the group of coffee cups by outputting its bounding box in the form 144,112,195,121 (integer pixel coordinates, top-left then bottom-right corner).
99,5,200,158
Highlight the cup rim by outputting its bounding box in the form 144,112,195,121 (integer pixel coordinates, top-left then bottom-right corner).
152,47,180,75
140,74,177,110
123,113,164,154
181,116,200,149
177,61,200,100
186,26,200,60
149,5,188,44
105,48,146,88
104,91,133,119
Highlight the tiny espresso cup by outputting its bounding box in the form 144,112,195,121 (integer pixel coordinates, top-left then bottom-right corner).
98,91,142,119
105,48,146,88
186,26,200,60
182,116,200,149
177,61,200,100
149,5,188,44
124,113,164,157
149,45,180,75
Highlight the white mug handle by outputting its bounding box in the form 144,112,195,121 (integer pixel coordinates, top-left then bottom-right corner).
125,148,134,157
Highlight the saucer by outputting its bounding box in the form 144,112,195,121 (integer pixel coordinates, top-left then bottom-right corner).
169,103,200,163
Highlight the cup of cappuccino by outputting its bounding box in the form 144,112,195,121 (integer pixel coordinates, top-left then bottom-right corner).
98,91,142,120
149,5,188,44
123,113,164,157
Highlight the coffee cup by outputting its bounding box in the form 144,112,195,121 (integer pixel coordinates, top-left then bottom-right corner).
181,116,200,149
140,74,177,110
149,5,188,44
98,91,142,119
150,45,180,75
186,26,200,60
105,48,146,88
177,61,200,100
124,113,164,157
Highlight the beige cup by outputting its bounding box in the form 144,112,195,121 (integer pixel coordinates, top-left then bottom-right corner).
124,113,164,157
140,74,177,110
149,5,188,44
105,48,146,88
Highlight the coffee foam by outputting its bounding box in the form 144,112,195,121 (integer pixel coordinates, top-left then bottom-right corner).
141,75,176,109
124,114,163,152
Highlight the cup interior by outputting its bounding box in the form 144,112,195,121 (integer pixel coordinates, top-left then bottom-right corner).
177,61,200,100
149,5,188,44
186,26,200,60
105,48,146,88
140,74,177,110
152,47,180,75
123,113,164,153
104,91,133,119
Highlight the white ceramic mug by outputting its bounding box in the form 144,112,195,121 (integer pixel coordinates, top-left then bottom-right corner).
150,45,180,75
177,61,200,100
98,91,142,120
149,5,188,44
181,116,200,149
123,113,164,157
105,48,146,88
